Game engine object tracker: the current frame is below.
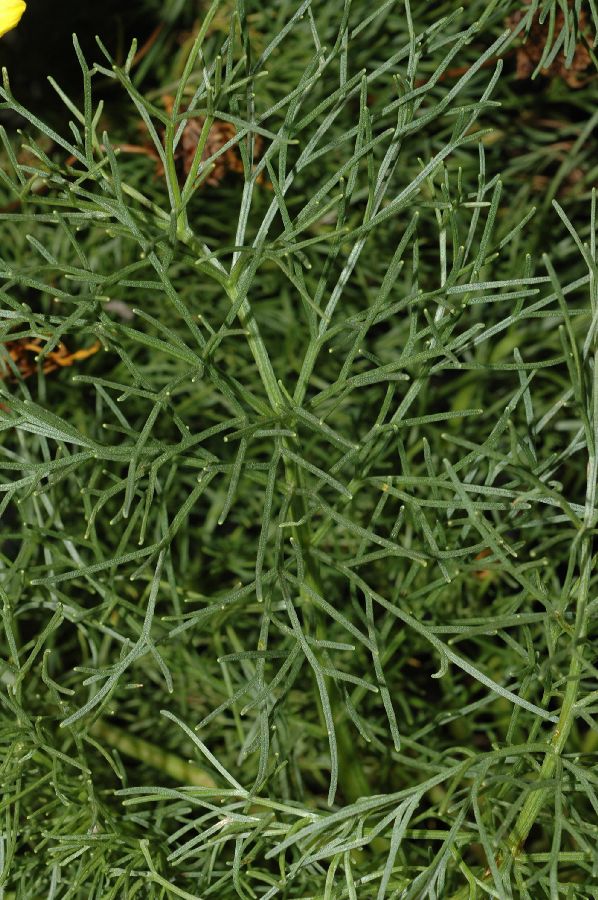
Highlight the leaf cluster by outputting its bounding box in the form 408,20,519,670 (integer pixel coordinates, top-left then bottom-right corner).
0,1,597,897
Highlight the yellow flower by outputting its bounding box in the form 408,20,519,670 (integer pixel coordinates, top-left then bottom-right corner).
0,0,26,38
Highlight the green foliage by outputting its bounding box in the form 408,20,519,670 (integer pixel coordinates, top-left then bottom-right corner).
0,0,597,896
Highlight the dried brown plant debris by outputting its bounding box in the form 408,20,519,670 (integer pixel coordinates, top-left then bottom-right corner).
473,548,493,580
0,336,100,381
160,96,263,188
506,2,595,87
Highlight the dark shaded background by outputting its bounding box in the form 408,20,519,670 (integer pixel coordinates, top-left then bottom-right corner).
0,0,174,125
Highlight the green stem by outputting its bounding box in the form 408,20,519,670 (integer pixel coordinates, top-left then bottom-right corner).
89,719,216,788
505,534,591,857
336,718,372,802
163,121,185,238
225,282,371,801
449,535,592,900
225,284,284,412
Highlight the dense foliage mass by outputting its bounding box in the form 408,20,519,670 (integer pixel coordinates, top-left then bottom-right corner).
1,1,597,896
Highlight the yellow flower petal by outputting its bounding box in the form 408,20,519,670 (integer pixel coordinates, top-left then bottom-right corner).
0,0,26,38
